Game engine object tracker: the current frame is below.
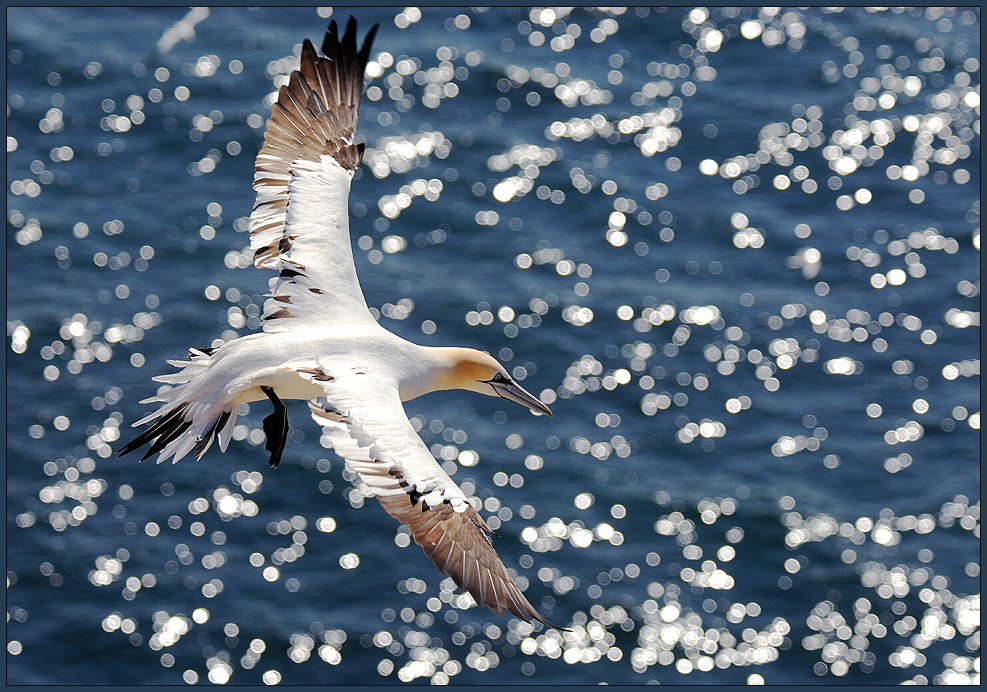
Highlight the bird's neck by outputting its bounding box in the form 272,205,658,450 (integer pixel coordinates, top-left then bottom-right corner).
397,346,467,401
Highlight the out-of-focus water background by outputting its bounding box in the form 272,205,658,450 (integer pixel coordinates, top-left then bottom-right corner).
5,6,980,685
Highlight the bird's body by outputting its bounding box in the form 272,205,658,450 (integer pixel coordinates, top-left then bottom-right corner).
173,325,439,408
119,18,556,626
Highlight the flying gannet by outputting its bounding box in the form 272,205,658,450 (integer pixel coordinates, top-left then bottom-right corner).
119,18,556,626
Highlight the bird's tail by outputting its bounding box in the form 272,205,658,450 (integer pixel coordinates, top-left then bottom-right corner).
117,347,237,464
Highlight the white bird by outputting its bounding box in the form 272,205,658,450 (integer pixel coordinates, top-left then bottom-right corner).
119,18,556,626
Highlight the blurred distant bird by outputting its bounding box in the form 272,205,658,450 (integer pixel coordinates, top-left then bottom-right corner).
142,7,210,67
119,18,555,626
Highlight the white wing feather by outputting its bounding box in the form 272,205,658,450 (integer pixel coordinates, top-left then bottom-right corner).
298,368,552,625
248,19,379,331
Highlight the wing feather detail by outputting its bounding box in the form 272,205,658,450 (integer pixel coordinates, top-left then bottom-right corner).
248,18,380,332
298,368,553,626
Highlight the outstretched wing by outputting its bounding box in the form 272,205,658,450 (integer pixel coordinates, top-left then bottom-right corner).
250,18,379,332
297,366,553,626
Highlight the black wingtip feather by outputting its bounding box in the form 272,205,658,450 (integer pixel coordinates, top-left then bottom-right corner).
117,404,188,458
141,419,192,461
361,24,380,60
322,16,379,68
343,16,357,53
195,408,230,459
120,402,234,465
324,19,339,56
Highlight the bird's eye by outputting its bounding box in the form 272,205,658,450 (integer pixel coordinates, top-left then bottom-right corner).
489,372,509,384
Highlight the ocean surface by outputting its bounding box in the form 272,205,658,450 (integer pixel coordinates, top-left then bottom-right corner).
5,6,980,686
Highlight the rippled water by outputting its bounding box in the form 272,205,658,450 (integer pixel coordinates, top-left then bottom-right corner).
6,7,980,685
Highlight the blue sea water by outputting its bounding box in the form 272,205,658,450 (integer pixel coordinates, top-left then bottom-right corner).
5,6,980,686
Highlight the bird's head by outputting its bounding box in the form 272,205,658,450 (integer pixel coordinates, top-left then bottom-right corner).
437,348,552,417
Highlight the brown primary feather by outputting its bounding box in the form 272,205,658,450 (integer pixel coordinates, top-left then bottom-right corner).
377,490,553,626
254,17,377,183
300,367,558,627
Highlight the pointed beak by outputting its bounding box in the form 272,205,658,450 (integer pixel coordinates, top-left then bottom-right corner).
490,379,553,417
